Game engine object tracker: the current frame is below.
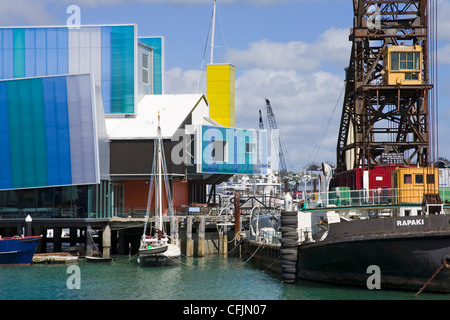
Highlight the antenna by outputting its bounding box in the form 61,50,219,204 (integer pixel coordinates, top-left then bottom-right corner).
210,0,217,64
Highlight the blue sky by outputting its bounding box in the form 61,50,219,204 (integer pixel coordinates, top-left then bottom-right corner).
2,0,450,172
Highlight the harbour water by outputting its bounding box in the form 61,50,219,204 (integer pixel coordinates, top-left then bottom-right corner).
1,256,449,301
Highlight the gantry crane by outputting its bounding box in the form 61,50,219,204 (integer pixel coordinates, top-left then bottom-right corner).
336,0,434,172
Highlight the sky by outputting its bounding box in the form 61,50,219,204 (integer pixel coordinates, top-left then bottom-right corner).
1,0,450,173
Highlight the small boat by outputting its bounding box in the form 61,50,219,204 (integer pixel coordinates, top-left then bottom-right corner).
138,111,181,267
32,252,78,264
0,235,41,266
85,256,112,264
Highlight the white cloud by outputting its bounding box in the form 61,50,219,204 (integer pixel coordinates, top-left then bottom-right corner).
227,27,350,72
0,0,59,25
234,68,344,170
165,26,350,170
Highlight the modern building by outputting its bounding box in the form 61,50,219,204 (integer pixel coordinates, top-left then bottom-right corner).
0,24,268,248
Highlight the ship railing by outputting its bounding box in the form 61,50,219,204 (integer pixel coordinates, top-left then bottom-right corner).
302,187,439,210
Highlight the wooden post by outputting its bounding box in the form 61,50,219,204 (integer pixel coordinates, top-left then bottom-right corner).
102,224,111,258
198,216,206,257
222,216,228,256
234,192,241,237
86,224,93,257
186,216,193,257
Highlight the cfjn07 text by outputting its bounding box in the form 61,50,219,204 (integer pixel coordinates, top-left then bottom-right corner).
228,305,266,317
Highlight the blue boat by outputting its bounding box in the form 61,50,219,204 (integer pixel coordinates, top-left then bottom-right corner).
0,236,41,266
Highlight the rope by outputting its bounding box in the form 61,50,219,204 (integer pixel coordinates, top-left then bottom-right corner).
243,242,263,264
415,261,447,296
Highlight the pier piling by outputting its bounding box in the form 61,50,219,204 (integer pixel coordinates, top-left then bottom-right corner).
86,224,93,257
102,224,111,258
198,216,205,257
186,216,193,257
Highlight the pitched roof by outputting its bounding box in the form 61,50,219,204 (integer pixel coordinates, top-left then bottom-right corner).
105,94,209,139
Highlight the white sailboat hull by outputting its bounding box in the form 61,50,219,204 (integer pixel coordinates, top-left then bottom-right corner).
138,244,181,267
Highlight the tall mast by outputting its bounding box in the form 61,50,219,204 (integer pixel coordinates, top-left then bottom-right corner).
210,0,217,64
157,111,163,231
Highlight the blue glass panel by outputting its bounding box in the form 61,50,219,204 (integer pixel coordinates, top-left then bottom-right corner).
0,31,3,78
46,28,58,75
0,82,12,189
2,29,14,79
57,28,68,74
24,28,36,77
139,37,163,94
110,25,135,113
101,26,112,113
35,28,47,76
42,76,72,186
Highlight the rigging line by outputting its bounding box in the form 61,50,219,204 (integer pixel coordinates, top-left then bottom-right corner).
434,0,439,159
216,1,229,63
142,141,157,238
310,84,345,164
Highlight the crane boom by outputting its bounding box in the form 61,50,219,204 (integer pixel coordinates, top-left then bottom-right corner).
259,109,264,129
265,98,288,175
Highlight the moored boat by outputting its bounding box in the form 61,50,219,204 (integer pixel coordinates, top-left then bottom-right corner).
0,235,41,266
137,111,181,267
290,164,450,293
296,212,450,292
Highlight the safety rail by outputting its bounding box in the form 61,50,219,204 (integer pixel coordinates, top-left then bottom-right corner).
302,187,443,210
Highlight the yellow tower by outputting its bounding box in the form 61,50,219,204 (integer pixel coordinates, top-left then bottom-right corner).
206,64,235,127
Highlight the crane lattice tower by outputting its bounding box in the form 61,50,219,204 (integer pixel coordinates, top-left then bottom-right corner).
336,0,434,173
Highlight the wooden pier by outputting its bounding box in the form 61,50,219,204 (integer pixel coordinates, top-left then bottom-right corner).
0,214,244,258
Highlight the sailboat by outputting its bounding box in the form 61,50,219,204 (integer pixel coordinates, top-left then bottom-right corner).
138,111,181,267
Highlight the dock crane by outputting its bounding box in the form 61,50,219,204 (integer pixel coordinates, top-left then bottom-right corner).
258,110,264,129
265,98,288,177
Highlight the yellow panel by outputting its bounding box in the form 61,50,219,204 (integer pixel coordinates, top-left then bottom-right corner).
394,167,438,203
207,64,235,127
382,45,423,85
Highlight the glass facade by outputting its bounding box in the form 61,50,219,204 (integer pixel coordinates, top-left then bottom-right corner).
198,125,268,175
138,37,163,95
0,181,118,219
0,74,100,190
0,25,136,114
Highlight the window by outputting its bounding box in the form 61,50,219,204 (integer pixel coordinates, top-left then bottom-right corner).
142,53,149,85
426,174,435,184
415,174,423,184
391,52,420,71
404,174,412,184
211,140,227,162
246,142,256,153
405,73,419,80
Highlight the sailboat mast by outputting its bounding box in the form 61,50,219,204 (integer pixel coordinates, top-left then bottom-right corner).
210,0,217,65
157,111,163,231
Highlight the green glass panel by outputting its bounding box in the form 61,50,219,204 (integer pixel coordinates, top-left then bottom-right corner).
13,29,25,78
7,78,47,188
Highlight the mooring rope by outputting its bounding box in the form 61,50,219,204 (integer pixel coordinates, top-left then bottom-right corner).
415,261,447,296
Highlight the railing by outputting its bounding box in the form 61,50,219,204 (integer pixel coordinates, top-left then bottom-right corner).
302,187,441,210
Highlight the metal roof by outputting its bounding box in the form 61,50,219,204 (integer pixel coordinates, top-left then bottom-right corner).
105,94,210,140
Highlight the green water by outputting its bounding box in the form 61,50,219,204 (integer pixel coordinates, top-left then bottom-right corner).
0,256,449,300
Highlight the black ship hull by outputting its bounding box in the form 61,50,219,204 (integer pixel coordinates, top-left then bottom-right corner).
296,215,450,293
